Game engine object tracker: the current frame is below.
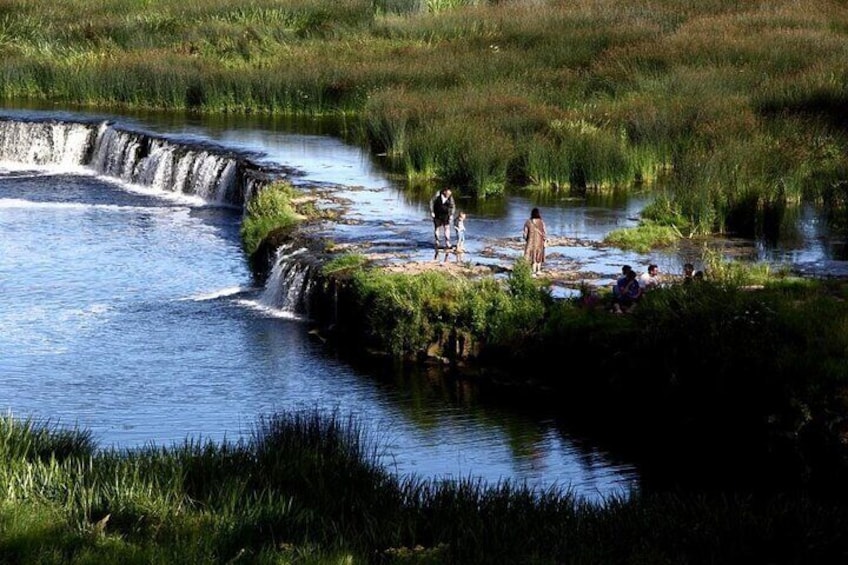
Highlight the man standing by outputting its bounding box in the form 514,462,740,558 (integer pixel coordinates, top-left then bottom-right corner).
430,187,456,248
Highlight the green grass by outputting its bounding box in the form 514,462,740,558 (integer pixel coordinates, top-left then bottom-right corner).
603,220,680,253
1,0,846,230
240,179,306,256
330,256,552,358
3,410,848,563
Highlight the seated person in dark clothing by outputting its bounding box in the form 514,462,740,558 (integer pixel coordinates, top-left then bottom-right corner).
612,268,642,313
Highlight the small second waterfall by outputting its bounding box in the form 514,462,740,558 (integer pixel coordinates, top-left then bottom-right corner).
259,243,318,318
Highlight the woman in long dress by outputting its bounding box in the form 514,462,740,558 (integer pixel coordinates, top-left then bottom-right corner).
523,207,546,275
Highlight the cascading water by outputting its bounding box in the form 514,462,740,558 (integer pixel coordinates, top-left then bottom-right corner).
88,122,250,207
0,119,95,166
0,115,311,316
258,243,317,317
0,116,269,209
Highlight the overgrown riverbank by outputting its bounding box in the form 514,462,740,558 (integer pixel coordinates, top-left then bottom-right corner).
244,181,848,497
4,412,848,564
312,257,848,492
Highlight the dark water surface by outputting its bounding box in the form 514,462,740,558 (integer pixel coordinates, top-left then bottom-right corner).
0,106,641,502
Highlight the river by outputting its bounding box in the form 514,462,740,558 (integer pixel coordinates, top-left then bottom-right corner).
0,106,641,503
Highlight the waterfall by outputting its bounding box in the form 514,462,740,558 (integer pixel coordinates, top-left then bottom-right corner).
89,123,250,207
259,243,317,317
0,116,271,208
1,113,316,319
0,119,95,166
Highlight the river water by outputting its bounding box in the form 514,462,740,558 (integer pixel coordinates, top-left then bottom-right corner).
0,106,642,503
3,105,847,502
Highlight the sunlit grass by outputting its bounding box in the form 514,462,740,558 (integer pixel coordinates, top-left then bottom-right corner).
240,180,305,256
604,221,680,253
1,0,846,219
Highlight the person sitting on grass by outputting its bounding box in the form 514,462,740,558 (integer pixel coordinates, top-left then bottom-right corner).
683,262,695,283
612,268,642,314
639,263,662,290
611,265,632,298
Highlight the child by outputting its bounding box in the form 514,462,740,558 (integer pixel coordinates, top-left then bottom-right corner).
454,211,467,250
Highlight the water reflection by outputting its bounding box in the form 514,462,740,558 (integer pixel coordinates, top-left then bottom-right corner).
343,355,637,496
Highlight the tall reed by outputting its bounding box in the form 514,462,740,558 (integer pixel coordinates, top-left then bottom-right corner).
2,0,846,219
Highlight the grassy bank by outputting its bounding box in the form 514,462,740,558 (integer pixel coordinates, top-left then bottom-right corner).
1,0,847,236
316,256,848,489
244,179,848,494
3,412,848,564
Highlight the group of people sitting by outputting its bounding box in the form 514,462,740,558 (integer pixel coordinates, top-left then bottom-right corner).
610,262,705,313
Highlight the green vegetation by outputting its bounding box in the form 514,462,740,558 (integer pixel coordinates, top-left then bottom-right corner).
603,220,679,253
240,180,304,255
1,0,847,236
322,252,370,276
4,411,848,564
341,258,551,358
314,254,848,501
7,0,848,560
333,251,820,362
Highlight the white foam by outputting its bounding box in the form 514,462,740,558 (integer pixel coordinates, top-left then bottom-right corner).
180,286,253,302
95,175,209,207
0,160,91,175
234,297,304,321
0,197,187,215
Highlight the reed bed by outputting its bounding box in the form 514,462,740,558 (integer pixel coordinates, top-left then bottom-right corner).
3,409,848,563
1,0,846,234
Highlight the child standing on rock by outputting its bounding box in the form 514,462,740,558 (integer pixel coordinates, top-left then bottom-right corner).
455,211,467,251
